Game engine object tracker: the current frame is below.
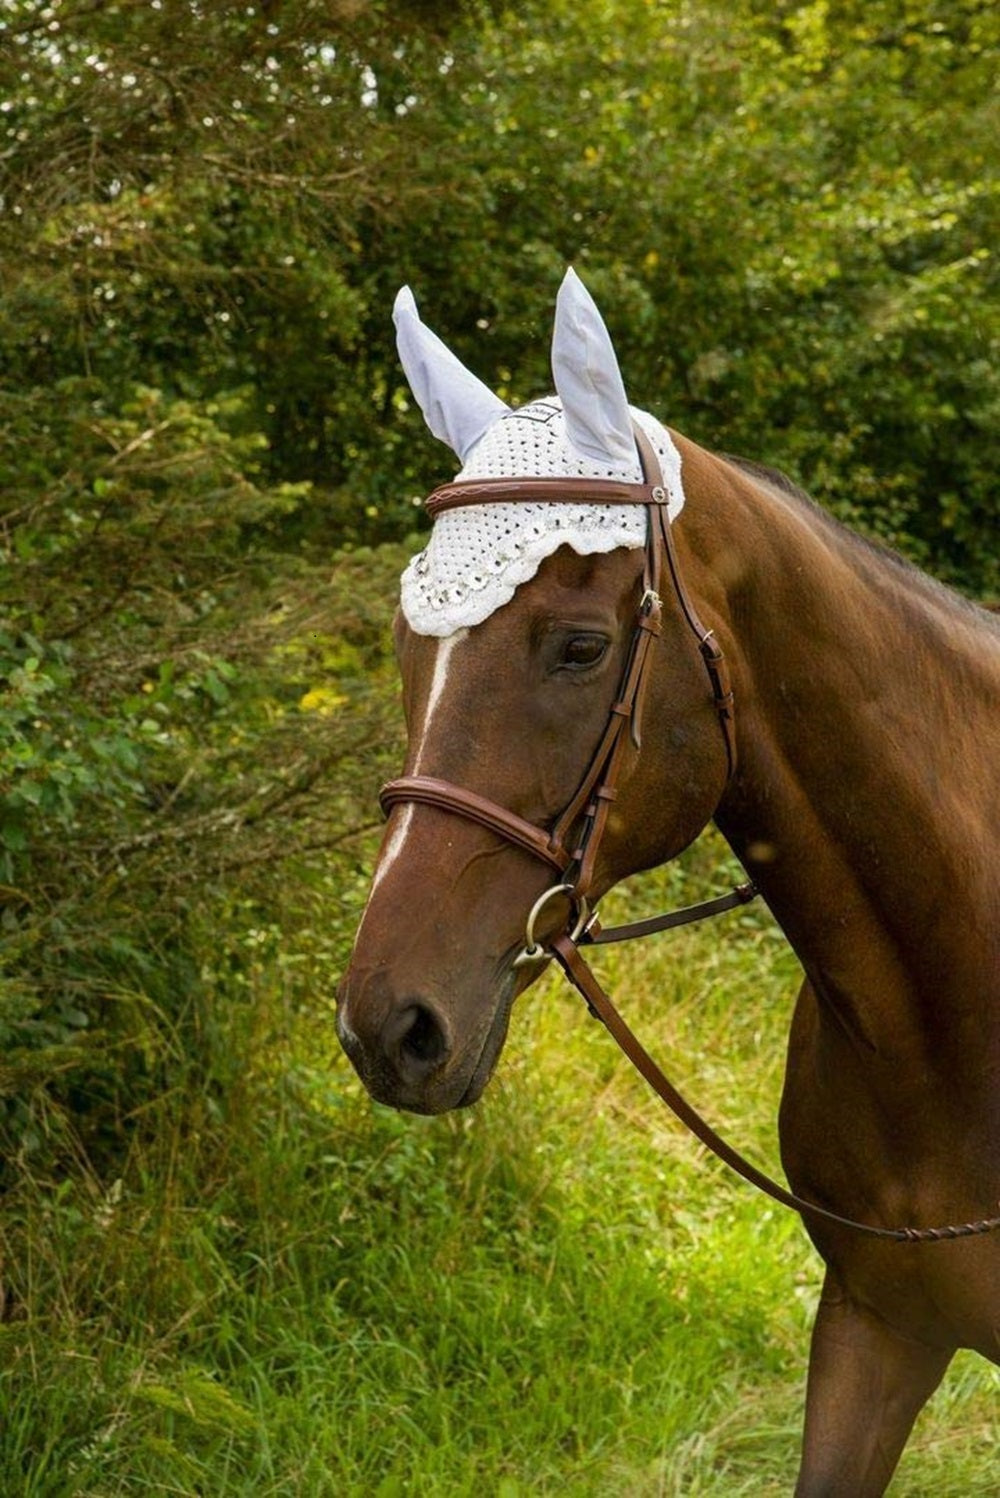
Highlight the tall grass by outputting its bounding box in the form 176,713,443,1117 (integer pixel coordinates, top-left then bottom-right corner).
1,839,996,1494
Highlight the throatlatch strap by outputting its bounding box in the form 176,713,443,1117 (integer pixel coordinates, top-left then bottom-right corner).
584,881,758,945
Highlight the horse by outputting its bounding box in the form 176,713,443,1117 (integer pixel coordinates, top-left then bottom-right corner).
337,270,1000,1496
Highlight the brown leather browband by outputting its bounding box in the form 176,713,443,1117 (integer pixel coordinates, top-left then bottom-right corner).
424,474,667,516
380,426,1000,1244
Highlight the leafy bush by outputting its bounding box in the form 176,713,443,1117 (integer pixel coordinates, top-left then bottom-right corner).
0,367,406,1166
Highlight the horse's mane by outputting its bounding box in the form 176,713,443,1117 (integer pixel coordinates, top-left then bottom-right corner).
722,454,1000,634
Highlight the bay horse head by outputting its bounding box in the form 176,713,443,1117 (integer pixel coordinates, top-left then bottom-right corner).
337,271,735,1114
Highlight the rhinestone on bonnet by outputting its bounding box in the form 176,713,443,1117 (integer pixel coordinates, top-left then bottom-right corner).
399,399,684,638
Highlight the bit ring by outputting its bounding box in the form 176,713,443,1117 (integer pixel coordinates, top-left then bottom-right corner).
513,883,591,967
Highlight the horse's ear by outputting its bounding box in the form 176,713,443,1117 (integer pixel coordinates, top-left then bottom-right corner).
551,268,636,467
393,287,510,462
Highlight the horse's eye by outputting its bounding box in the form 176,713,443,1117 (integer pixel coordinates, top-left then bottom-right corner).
559,634,608,671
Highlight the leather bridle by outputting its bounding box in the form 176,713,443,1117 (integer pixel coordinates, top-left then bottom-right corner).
383,425,738,900
379,425,1000,1245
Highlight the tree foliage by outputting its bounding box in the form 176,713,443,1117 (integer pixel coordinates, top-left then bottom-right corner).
0,0,997,1171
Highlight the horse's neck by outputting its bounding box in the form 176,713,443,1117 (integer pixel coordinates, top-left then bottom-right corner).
684,444,1000,1063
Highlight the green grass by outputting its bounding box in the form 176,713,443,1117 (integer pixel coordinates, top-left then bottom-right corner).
1,847,997,1495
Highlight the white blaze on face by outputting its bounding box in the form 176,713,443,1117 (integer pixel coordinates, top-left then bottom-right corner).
412,627,468,774
362,628,468,908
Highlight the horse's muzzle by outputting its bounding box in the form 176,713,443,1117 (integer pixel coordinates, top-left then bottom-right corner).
336,956,519,1114
336,972,456,1112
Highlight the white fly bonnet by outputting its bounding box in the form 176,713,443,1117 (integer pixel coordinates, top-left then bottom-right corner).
395,270,685,638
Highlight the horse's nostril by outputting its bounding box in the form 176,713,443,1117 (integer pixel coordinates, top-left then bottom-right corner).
394,1003,449,1072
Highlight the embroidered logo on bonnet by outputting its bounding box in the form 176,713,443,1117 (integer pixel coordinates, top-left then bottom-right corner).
394,269,685,638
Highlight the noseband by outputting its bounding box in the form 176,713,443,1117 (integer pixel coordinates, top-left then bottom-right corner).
379,425,1000,1245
